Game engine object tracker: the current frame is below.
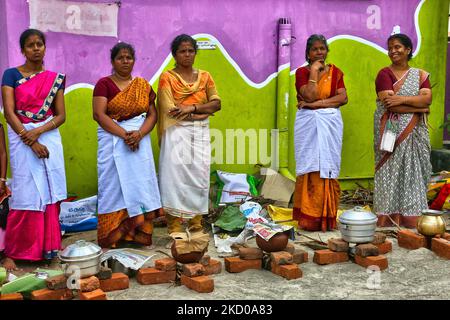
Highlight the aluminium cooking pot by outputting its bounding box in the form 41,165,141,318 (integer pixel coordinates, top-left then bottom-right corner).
338,206,378,243
59,240,103,278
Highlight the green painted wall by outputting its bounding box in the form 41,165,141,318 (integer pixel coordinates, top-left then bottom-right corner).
58,0,447,198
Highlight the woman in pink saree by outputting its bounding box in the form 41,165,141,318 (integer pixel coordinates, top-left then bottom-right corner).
1,29,67,271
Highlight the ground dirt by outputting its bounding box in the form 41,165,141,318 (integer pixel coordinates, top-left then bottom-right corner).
4,212,450,300
9,220,449,301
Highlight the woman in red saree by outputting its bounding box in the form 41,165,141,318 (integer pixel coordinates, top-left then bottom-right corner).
1,29,67,271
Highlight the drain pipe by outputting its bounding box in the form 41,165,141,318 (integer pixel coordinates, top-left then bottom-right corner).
276,18,295,181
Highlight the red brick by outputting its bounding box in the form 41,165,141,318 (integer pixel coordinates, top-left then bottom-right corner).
181,275,214,293
96,266,113,280
155,258,177,271
204,259,222,275
31,288,73,300
238,247,263,260
79,289,107,300
271,263,302,280
99,273,129,292
293,249,308,264
182,263,206,277
0,293,23,300
285,243,296,255
313,249,349,265
137,268,176,285
199,255,211,266
397,229,427,250
354,255,388,271
224,257,262,273
431,238,450,260
355,244,379,257
270,251,293,265
327,238,349,252
374,240,393,255
46,274,68,290
78,276,100,292
372,232,387,245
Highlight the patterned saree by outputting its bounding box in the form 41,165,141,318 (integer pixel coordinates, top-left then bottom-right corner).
374,68,432,228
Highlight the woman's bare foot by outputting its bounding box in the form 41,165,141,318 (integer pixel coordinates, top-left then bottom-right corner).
1,257,18,272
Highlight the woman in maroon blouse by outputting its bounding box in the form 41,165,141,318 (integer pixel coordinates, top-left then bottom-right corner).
373,33,432,228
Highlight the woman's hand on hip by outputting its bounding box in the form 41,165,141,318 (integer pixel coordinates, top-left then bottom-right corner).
20,128,42,146
31,142,49,159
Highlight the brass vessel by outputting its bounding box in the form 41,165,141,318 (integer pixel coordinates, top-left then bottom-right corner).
416,209,446,237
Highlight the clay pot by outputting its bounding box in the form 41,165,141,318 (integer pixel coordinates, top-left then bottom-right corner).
256,232,289,252
171,242,205,264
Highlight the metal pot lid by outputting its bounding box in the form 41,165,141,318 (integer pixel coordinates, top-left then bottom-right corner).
60,240,102,260
338,206,377,225
421,209,443,216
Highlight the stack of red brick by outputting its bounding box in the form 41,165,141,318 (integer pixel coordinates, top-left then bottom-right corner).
314,233,392,270
224,243,307,280
29,266,130,300
137,256,222,293
398,230,450,259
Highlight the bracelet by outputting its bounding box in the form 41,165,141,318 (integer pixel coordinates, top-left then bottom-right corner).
308,79,317,83
18,128,26,136
0,178,6,182
138,129,143,138
51,119,57,129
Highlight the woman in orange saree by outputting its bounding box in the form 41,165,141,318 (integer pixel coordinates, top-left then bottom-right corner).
292,35,348,232
93,43,162,248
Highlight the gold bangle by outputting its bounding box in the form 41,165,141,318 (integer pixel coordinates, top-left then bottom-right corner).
51,119,57,129
0,178,6,182
138,129,143,138
308,79,317,83
18,128,26,136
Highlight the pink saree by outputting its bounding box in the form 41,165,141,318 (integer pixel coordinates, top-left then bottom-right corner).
4,70,66,261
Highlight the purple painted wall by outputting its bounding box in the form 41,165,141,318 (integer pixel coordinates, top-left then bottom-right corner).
0,0,9,83
2,0,420,87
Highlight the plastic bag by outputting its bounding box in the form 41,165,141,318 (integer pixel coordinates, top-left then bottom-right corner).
213,170,260,205
59,195,98,232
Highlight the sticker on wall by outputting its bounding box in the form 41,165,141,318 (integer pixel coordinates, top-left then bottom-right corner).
197,40,217,50
28,0,119,37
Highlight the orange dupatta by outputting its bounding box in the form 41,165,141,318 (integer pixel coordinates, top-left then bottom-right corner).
156,69,220,143
107,77,152,121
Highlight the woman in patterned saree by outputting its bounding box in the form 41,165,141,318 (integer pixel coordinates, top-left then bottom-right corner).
292,34,348,232
374,33,432,228
1,29,67,271
157,34,221,235
93,42,162,248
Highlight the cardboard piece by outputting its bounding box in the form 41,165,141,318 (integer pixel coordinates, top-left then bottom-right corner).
259,168,295,207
